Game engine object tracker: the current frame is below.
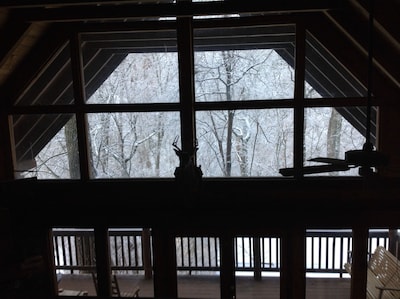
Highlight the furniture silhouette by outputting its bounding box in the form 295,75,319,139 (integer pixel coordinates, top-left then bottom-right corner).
345,246,400,299
91,272,140,297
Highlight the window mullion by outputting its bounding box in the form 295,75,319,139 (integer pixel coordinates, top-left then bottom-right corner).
177,16,196,155
70,32,91,180
294,22,306,178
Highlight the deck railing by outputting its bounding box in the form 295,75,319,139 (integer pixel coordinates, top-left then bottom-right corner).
52,229,390,278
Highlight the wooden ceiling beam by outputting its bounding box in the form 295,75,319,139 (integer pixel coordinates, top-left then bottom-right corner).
0,15,31,86
0,0,347,10
0,0,173,8
0,16,30,65
325,4,400,90
11,1,347,22
307,14,399,102
353,0,400,46
0,24,70,108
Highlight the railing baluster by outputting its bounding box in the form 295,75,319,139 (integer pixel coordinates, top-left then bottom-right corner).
201,237,205,269
179,237,184,269
194,237,199,268
188,237,193,273
79,234,85,271
339,237,344,277
62,236,67,271
275,237,279,269
234,238,238,268
115,235,119,270
241,237,245,269
207,238,211,268
332,237,336,272
133,234,138,270
67,235,73,273
270,237,274,269
215,238,219,268
54,235,60,268
127,235,132,272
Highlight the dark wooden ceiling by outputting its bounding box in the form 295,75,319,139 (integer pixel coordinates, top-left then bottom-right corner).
0,0,398,92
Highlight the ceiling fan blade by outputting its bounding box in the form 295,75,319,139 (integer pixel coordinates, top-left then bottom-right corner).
345,149,389,167
279,164,350,176
308,157,348,165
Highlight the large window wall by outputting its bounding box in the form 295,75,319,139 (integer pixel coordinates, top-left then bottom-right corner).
8,15,371,180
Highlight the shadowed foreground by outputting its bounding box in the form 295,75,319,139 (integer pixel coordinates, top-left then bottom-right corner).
58,274,351,298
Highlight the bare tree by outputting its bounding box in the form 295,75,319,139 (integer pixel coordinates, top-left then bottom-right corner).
86,53,179,178
327,108,342,158
64,117,80,179
195,49,293,176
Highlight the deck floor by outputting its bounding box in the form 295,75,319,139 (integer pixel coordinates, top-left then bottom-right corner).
58,273,351,299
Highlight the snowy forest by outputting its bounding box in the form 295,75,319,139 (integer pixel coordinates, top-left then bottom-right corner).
32,48,364,179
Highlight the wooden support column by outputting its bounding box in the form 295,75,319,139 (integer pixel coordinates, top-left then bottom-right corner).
152,227,177,299
177,8,196,155
142,228,153,279
0,113,15,180
281,225,305,299
70,31,91,180
293,21,306,178
94,226,112,297
220,233,235,299
350,225,368,299
388,229,399,258
43,228,59,297
253,237,262,281
377,104,400,178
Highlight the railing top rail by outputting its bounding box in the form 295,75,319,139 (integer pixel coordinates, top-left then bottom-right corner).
52,229,389,243
52,228,144,237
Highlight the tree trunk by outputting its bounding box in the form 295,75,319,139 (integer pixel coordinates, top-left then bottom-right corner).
327,108,342,158
65,117,80,179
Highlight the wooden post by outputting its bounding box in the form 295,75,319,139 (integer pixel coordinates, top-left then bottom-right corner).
94,226,112,297
377,105,400,177
253,237,262,281
142,228,153,279
152,227,177,299
220,233,235,299
0,114,15,180
350,225,368,299
281,226,305,299
388,229,399,258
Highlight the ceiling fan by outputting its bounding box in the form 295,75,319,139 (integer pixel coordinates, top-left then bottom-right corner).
279,0,389,177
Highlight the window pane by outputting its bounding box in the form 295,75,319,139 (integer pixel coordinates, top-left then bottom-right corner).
194,25,295,101
196,109,293,177
81,30,179,104
304,107,366,176
87,112,180,178
86,53,179,104
12,114,79,179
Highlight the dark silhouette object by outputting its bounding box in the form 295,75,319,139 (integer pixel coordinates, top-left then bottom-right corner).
0,208,46,299
172,136,202,192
